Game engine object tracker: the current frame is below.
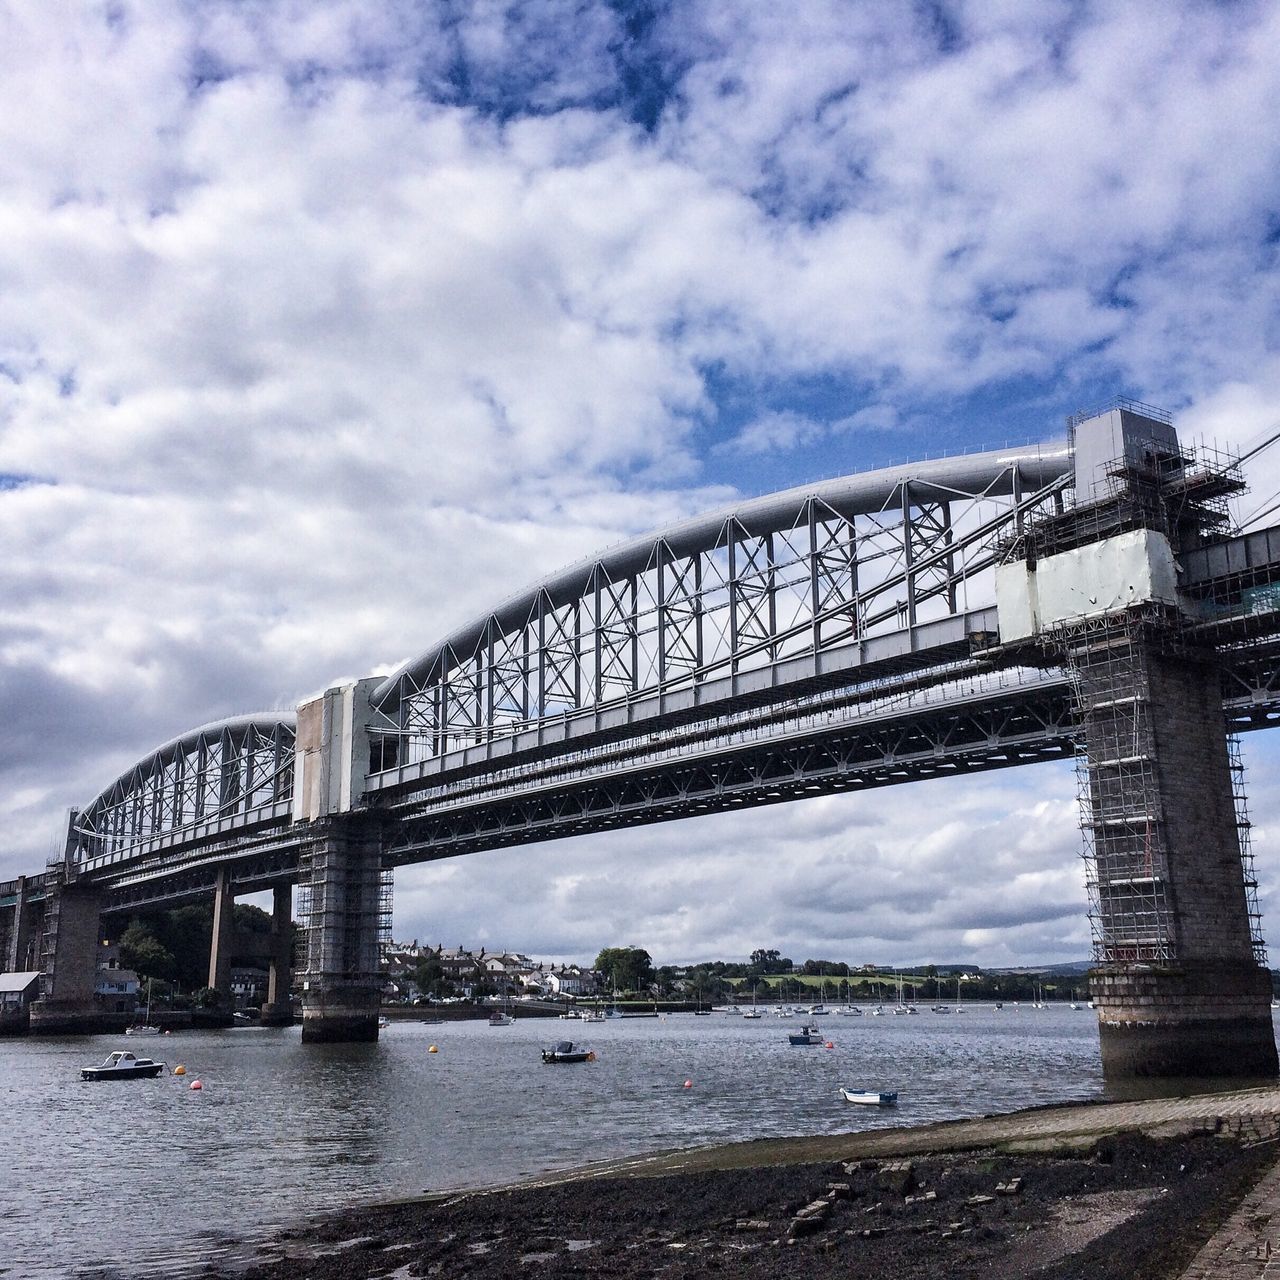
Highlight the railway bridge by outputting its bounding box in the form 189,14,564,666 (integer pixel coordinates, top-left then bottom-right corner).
7,399,1280,1077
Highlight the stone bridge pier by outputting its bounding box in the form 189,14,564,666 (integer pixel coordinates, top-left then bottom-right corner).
999,402,1277,1078
28,874,112,1035
29,822,301,1034
292,678,388,1043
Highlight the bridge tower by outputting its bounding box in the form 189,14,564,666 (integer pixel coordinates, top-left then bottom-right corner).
292,678,392,1042
998,401,1277,1078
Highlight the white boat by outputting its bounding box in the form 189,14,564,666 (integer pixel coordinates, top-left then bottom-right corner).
125,980,161,1035
81,1050,166,1081
871,1005,886,1016
581,1009,606,1023
836,1005,863,1016
741,1008,762,1019
840,1087,898,1107
488,1011,514,1026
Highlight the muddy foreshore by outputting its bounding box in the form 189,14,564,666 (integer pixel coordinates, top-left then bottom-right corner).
216,1094,1280,1280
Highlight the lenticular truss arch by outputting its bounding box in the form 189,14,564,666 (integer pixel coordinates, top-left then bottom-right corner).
370,443,1072,763
77,713,298,846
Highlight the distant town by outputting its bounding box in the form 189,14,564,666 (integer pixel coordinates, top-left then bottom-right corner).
49,899,1116,1020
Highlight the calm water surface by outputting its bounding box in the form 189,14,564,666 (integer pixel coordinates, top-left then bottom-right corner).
0,1005,1157,1278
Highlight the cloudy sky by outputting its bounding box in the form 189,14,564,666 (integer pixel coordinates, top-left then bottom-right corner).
4,1,1280,970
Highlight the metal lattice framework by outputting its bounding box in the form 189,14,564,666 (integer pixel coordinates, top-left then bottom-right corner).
73,715,296,872
369,445,1072,780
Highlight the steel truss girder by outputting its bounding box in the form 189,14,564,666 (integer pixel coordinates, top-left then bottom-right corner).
77,636,1280,909
373,463,1072,769
75,720,295,872
379,685,1077,866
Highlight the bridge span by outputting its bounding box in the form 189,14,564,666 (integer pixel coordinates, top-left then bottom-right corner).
8,399,1280,1076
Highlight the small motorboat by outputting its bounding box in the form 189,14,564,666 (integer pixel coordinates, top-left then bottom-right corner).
488,1011,513,1026
788,1024,825,1046
541,1040,594,1064
841,1087,898,1107
81,1050,166,1081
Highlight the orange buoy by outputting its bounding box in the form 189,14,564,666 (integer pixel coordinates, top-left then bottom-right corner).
428,1045,438,1053
173,1064,186,1076
683,1079,693,1088
189,1079,203,1090
586,1052,597,1062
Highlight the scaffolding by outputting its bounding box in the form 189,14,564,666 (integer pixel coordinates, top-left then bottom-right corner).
1227,734,1268,965
1067,620,1177,964
295,827,393,987
1009,411,1265,971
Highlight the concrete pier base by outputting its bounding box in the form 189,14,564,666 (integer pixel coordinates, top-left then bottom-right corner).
300,985,380,1042
1094,962,1279,1078
27,1000,124,1036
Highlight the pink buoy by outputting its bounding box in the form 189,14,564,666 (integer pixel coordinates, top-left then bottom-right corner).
825,1041,834,1049
189,1079,203,1090
683,1079,693,1089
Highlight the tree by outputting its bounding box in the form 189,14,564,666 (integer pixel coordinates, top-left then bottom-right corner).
593,947,654,994
749,949,793,975
119,920,176,984
413,955,445,997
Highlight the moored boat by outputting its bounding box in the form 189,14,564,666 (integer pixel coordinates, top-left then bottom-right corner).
788,1023,825,1046
488,1011,513,1026
81,1050,166,1081
840,1087,898,1106
126,978,161,1035
541,1040,595,1064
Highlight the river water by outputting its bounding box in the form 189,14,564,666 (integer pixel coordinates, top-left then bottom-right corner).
0,1004,1207,1278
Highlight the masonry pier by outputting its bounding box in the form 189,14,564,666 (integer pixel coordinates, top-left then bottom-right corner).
28,873,114,1034
208,864,236,1002
1,874,41,972
259,883,295,1026
298,820,383,1043
998,402,1278,1078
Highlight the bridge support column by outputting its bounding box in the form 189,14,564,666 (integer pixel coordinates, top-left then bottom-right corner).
1076,635,1277,1078
259,884,295,1026
207,865,235,1004
299,820,382,1043
29,878,114,1035
5,875,39,972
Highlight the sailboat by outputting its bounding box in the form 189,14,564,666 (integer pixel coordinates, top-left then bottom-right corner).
125,979,161,1036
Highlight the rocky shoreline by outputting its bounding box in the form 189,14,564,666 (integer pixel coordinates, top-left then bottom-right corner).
215,1091,1280,1280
